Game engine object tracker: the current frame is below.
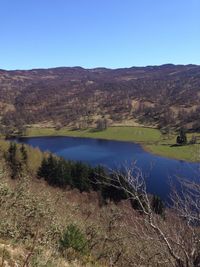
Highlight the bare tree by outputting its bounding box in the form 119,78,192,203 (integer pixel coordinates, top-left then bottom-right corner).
170,177,200,266
96,118,108,131
96,163,200,267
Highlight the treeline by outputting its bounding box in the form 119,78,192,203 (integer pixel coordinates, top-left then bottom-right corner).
37,153,164,214
37,154,130,204
4,142,129,203
4,142,164,215
38,154,102,192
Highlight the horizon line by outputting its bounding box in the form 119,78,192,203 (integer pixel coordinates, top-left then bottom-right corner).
1,63,199,72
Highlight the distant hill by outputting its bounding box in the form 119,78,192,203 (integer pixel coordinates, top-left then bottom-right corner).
0,64,200,131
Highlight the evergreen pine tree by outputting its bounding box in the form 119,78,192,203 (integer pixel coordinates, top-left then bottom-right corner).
20,144,28,164
151,195,164,215
7,142,21,179
37,157,48,178
176,128,187,145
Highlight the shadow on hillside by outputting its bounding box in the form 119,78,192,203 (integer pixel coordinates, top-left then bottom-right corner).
89,128,105,133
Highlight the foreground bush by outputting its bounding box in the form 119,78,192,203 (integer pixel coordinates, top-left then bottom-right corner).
59,224,88,256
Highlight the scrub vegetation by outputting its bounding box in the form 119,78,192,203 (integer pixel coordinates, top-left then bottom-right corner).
0,140,200,267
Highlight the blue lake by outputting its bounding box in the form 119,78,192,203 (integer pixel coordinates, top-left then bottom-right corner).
14,136,200,201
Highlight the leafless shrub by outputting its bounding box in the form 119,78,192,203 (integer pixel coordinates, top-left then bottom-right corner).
95,162,200,267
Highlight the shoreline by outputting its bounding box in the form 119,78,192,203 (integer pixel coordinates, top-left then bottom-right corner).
13,130,200,163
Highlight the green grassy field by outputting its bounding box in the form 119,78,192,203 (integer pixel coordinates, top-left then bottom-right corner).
26,126,161,142
146,143,200,162
25,126,200,162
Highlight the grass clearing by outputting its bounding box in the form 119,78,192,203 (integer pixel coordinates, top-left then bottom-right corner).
146,143,200,162
26,126,161,143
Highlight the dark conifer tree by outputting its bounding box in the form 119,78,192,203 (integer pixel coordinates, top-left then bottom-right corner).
6,142,21,179
46,154,57,185
151,195,164,215
176,128,187,145
71,162,91,192
20,144,28,164
37,157,49,179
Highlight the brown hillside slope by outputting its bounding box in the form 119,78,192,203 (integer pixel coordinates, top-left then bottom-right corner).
1,141,200,266
1,64,200,131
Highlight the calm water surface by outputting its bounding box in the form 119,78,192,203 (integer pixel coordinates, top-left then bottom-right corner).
15,136,200,201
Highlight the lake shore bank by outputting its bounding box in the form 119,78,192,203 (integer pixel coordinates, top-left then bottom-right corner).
23,126,200,162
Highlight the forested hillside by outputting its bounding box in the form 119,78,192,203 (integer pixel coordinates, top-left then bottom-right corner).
1,64,200,131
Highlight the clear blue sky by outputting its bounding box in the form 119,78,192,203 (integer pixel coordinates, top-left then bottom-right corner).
1,0,200,70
